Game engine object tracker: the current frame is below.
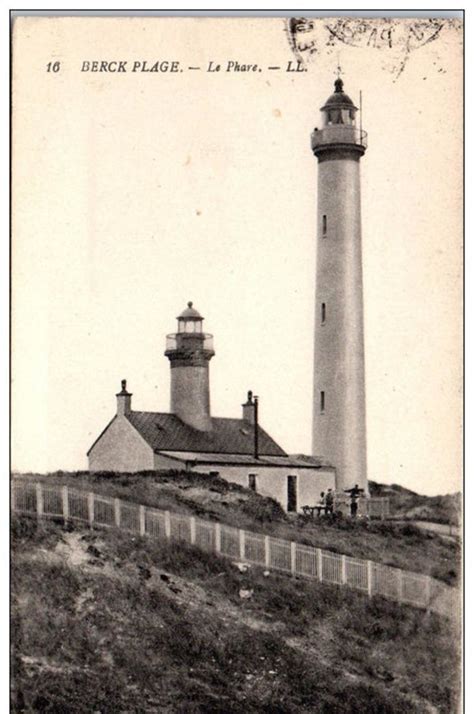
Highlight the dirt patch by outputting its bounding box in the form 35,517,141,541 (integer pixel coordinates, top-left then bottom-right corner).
18,529,278,639
54,532,91,567
21,655,92,677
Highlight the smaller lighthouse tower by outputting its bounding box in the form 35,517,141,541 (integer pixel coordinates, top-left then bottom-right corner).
165,302,215,431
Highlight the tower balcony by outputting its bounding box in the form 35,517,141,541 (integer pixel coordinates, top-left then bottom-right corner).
165,332,214,353
311,126,367,153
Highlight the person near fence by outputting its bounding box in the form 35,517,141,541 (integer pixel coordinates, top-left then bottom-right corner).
344,484,365,518
324,488,334,517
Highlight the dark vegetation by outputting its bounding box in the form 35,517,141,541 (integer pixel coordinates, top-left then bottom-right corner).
12,517,460,713
14,470,461,584
369,481,461,526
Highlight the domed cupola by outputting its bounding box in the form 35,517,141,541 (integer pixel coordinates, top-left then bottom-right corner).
320,78,357,126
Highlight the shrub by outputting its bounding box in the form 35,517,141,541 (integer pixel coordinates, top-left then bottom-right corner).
240,494,286,523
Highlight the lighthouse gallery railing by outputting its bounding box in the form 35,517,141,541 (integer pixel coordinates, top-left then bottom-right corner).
311,125,368,150
165,333,214,352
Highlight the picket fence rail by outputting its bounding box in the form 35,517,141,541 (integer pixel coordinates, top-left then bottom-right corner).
12,480,458,618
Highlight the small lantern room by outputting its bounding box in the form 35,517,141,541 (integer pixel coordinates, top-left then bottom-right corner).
320,78,357,127
177,301,204,334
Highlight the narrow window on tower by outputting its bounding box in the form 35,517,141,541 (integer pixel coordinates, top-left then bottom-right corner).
322,214,327,237
321,303,326,324
320,391,325,413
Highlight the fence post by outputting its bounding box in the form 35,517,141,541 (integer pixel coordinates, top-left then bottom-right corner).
36,483,44,521
397,569,404,601
341,555,347,585
425,575,431,611
317,548,323,582
367,560,373,597
239,529,245,560
290,542,297,576
264,535,270,568
139,505,146,536
62,486,69,523
87,492,94,528
114,498,121,527
164,511,171,539
190,516,196,545
215,523,221,553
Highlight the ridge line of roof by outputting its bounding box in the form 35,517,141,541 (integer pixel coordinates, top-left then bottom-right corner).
154,448,287,457
129,411,257,422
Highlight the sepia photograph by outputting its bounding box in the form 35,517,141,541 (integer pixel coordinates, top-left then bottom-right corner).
11,12,463,712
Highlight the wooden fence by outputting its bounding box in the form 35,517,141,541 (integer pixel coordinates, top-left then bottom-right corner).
11,480,458,618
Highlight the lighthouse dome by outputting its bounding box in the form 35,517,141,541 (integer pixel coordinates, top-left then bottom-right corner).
320,78,356,111
177,301,203,320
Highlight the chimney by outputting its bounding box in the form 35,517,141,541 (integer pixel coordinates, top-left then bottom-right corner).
242,390,259,458
116,379,132,416
242,390,256,424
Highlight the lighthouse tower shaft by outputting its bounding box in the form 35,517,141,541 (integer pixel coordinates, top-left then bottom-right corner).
311,79,368,493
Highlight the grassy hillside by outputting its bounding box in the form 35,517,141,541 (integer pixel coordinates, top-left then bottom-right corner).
12,516,460,713
369,481,461,526
14,470,461,585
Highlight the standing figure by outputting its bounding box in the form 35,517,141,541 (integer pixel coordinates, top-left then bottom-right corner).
318,491,326,516
344,484,365,518
325,488,335,516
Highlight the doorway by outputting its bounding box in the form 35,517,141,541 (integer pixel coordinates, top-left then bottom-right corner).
287,475,297,512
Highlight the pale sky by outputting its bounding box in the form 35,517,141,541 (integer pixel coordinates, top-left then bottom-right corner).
12,17,463,495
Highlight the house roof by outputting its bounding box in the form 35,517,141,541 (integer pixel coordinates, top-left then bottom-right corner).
126,411,287,456
159,451,334,469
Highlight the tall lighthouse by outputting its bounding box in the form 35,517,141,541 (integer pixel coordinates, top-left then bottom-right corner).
311,78,368,493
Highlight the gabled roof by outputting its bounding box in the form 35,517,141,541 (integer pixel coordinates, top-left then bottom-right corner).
126,411,287,456
86,415,118,456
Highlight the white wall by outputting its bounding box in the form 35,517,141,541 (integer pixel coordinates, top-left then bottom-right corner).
88,416,154,472
313,156,367,493
190,463,335,513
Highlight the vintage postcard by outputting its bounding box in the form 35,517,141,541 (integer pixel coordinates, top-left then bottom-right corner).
11,14,463,712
